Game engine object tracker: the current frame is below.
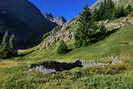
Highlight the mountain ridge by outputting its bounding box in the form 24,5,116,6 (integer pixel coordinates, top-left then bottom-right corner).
0,0,58,49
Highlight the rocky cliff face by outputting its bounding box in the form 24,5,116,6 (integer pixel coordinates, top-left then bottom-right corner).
0,0,54,49
44,13,66,26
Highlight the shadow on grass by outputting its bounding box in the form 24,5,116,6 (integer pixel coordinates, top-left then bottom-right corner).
92,28,120,44
0,49,36,59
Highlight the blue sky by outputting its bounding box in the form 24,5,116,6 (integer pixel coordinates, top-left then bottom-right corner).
29,0,96,20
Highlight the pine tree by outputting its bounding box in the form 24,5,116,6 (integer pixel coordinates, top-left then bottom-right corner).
74,6,99,48
74,6,107,48
104,0,115,19
92,8,100,21
75,6,92,47
92,0,115,20
113,6,127,18
78,6,92,23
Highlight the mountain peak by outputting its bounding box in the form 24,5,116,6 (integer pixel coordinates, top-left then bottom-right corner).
44,13,66,26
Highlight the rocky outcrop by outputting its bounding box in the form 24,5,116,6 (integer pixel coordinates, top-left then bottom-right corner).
0,0,54,49
41,31,74,49
40,18,77,49
44,13,66,26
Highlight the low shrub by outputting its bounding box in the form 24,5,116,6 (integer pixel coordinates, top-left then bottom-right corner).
56,40,68,55
80,75,133,89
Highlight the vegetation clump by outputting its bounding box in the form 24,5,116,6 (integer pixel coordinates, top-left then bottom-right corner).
56,40,68,55
2,63,133,89
126,4,133,16
92,0,133,21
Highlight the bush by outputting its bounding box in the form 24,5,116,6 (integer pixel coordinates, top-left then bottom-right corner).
80,75,133,89
113,6,127,18
3,68,41,89
125,4,133,15
56,40,68,55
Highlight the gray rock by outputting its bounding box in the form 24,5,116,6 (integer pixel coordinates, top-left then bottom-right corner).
35,66,56,73
82,61,105,67
112,58,122,64
44,13,66,26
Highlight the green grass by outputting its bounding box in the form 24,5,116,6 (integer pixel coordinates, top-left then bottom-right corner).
0,63,133,89
0,18,133,89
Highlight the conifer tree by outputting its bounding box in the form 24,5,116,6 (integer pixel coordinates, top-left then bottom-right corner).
92,0,115,20
74,6,99,48
74,6,107,48
113,6,127,18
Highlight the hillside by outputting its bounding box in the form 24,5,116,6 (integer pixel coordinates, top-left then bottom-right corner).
16,16,133,61
0,0,133,88
0,16,133,88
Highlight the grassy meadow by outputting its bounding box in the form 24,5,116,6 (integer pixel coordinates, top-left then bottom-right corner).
0,17,133,89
